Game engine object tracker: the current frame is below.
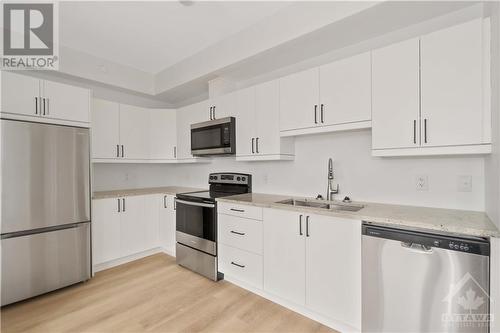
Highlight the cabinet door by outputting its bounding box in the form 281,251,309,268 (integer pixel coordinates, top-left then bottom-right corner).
421,19,484,147
212,91,237,119
92,198,121,265
235,87,256,157
159,195,176,254
306,215,361,329
143,195,160,251
119,104,150,159
372,39,420,150
120,196,145,256
149,109,177,160
319,52,371,125
176,100,206,159
263,208,305,306
1,71,40,117
255,80,280,155
279,68,319,132
42,80,90,123
92,99,120,159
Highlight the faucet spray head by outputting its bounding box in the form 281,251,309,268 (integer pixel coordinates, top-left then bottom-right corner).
328,158,334,179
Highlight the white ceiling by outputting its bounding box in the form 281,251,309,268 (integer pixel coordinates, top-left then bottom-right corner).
60,1,291,74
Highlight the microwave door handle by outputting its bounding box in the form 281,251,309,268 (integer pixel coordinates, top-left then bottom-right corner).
175,199,215,208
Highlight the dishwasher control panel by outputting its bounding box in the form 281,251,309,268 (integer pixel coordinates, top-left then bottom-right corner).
362,223,490,256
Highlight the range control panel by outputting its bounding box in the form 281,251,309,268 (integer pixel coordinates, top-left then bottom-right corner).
209,173,251,186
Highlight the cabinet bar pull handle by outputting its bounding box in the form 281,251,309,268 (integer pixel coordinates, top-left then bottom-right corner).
116,145,120,157
122,198,125,212
256,137,259,154
213,106,216,119
230,208,245,212
118,198,121,212
231,261,245,268
251,138,255,154
299,214,303,235
209,107,212,120
320,104,324,123
121,145,124,158
424,119,428,143
230,230,245,236
174,146,177,158
35,97,38,115
164,195,167,208
306,216,310,237
46,98,49,115
42,98,46,115
413,120,417,144
314,105,318,124
174,198,176,210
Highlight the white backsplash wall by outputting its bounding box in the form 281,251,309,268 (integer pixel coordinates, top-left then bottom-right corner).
93,130,485,212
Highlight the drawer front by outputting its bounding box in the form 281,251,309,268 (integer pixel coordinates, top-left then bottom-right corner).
218,244,263,289
218,214,262,254
218,202,263,220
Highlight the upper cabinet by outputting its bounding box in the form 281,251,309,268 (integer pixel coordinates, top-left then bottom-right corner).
236,80,294,161
372,19,491,156
208,91,237,120
279,53,372,137
92,99,178,162
176,100,207,161
1,71,90,126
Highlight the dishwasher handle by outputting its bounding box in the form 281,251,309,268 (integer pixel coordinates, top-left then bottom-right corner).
401,241,433,254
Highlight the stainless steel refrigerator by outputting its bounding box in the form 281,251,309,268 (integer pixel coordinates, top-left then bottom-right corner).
1,119,91,306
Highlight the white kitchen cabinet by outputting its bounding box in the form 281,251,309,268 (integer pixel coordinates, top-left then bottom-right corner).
420,19,485,147
209,91,237,120
92,197,121,265
149,109,177,160
92,99,120,159
319,52,371,126
218,243,263,289
119,104,150,160
279,68,319,133
0,71,90,125
372,38,420,150
279,55,372,137
92,195,161,267
42,80,90,123
305,214,361,329
236,80,294,161
372,19,491,156
263,208,306,306
1,71,40,117
176,100,207,160
159,194,176,255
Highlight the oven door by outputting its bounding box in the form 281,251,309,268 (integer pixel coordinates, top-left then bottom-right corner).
175,199,217,255
191,117,235,156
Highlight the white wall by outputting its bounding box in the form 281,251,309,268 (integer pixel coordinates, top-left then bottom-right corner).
93,130,485,212
485,2,500,228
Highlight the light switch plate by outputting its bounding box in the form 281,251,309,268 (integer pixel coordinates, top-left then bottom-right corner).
457,175,472,192
416,175,428,191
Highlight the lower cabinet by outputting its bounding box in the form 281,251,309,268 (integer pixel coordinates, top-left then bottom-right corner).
92,194,164,266
159,194,177,255
263,208,361,330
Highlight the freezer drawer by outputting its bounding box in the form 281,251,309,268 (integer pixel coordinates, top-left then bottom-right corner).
1,222,91,306
1,120,90,234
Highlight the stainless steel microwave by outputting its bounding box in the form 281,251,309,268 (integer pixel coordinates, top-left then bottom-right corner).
191,117,236,156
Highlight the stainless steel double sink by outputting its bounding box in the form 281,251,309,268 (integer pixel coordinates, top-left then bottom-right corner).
275,198,364,212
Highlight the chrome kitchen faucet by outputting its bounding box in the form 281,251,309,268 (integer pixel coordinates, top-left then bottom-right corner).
327,158,339,200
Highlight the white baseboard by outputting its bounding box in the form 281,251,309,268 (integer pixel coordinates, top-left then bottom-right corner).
223,274,361,333
93,247,163,272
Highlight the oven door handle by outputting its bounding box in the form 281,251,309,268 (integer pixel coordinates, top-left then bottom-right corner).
175,199,215,208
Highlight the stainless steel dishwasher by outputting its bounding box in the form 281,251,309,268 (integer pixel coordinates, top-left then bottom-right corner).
362,223,490,333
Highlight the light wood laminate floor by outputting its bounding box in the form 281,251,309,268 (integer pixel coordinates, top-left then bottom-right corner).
1,253,336,333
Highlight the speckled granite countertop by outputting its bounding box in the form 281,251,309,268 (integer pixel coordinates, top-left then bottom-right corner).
93,186,204,199
217,193,500,238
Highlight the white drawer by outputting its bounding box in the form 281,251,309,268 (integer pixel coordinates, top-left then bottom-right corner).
218,244,263,289
218,214,262,255
218,202,263,220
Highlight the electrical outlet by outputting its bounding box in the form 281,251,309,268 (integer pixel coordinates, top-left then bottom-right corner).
415,175,428,191
457,175,472,192
263,174,268,184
